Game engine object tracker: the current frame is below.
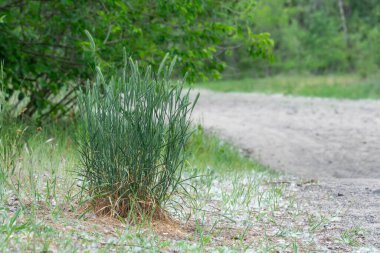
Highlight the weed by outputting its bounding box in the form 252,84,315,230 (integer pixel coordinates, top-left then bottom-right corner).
337,227,365,246
0,209,28,243
0,127,26,201
307,214,329,232
292,240,299,253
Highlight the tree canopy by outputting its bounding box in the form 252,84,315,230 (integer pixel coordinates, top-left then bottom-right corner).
0,0,273,118
228,0,380,77
2,0,379,119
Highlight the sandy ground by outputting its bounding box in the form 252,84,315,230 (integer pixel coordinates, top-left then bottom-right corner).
191,89,380,248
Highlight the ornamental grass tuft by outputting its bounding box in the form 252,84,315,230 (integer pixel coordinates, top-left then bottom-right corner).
77,56,198,219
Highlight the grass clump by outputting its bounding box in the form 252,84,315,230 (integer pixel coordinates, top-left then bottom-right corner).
77,57,198,219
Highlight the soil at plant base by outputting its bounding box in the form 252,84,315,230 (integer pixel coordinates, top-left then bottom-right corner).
191,89,380,248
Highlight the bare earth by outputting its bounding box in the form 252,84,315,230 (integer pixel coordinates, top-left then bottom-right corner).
191,89,380,249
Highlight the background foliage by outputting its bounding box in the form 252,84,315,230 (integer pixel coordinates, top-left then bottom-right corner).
225,0,380,78
0,0,272,118
1,0,379,118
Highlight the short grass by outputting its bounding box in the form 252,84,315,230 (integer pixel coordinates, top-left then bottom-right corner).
186,125,269,173
0,122,374,252
195,74,380,100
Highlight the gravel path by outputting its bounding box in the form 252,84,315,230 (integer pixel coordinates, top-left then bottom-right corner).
191,89,380,248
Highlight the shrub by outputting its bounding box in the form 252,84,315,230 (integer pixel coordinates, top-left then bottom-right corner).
77,57,198,219
1,0,271,118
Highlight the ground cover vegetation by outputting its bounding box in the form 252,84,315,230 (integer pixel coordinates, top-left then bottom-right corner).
1,120,373,252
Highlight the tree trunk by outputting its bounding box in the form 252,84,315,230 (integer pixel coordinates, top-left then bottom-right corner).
338,0,349,46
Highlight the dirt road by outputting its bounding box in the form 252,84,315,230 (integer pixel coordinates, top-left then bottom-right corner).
191,89,380,248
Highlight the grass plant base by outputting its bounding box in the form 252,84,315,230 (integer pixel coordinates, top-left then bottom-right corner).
77,58,198,227
81,196,171,224
78,195,192,239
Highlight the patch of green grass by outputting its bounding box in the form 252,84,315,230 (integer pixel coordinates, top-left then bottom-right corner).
337,227,365,247
0,120,78,206
195,74,380,100
186,125,268,173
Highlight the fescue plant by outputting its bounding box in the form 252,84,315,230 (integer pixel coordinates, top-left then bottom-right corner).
77,56,198,219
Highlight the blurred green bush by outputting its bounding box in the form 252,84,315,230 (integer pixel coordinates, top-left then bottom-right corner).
0,0,272,119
